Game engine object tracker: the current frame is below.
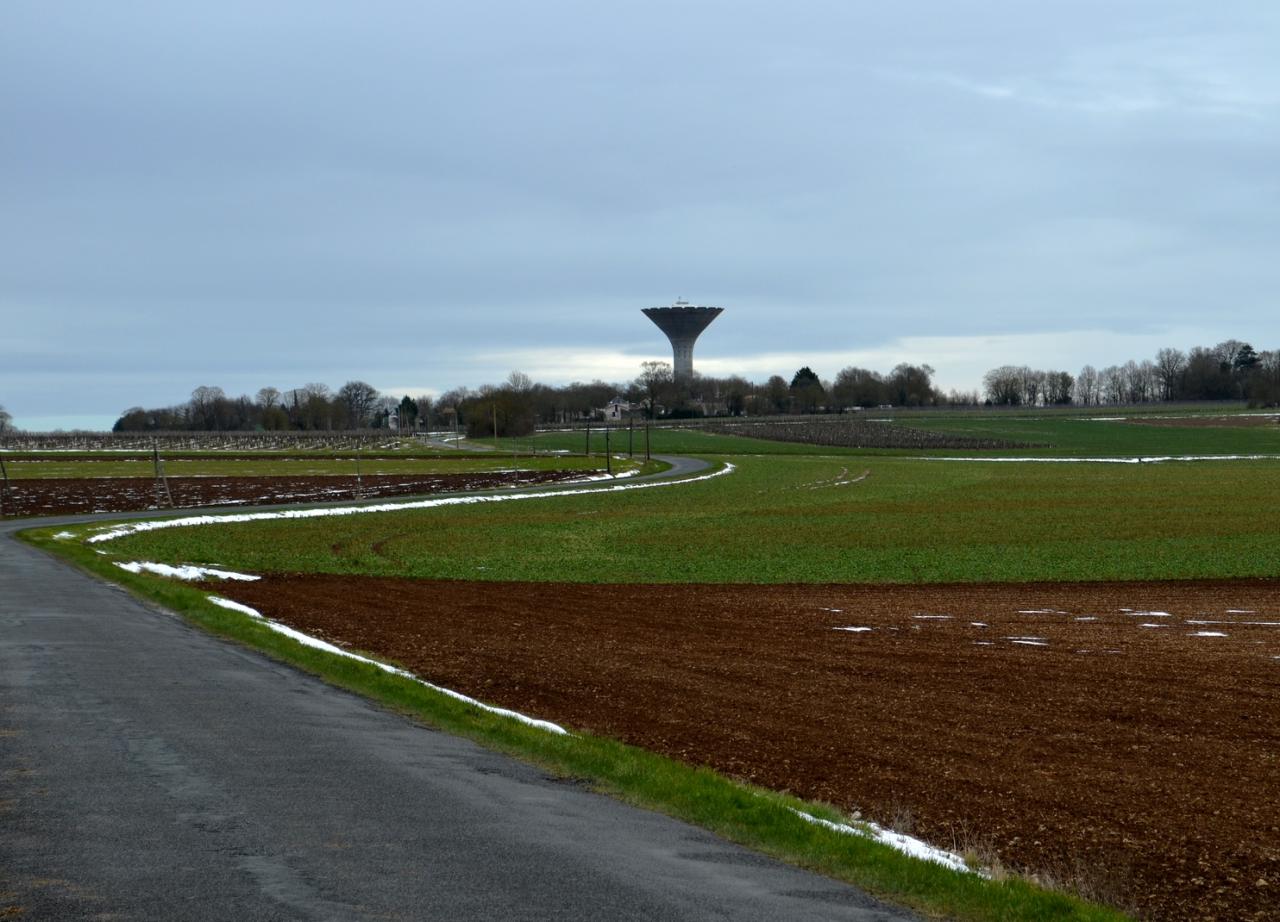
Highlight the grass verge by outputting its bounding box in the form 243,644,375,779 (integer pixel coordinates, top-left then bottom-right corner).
22,525,1131,922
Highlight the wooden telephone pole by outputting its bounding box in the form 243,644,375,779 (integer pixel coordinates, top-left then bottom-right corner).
0,453,12,516
152,440,173,508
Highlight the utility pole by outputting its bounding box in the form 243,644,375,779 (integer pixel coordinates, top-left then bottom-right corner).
355,438,363,499
584,422,591,458
645,420,651,462
628,416,634,458
0,452,12,516
152,439,173,508
604,426,612,476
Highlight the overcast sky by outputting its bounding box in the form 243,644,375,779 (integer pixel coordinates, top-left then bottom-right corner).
4,1,1278,430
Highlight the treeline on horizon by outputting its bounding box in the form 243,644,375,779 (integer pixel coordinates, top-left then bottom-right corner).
105,337,1280,438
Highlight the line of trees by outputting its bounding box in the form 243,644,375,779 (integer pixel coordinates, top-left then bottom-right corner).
0,404,12,433
109,361,954,435
983,340,1280,407
114,382,425,433
104,336,1280,435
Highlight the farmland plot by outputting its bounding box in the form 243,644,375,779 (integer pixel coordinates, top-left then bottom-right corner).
209,574,1280,922
51,448,1280,921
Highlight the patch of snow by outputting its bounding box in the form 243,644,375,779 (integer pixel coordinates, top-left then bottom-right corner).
1125,611,1172,618
116,561,260,581
912,615,952,620
1226,609,1256,614
1139,623,1167,629
1009,640,1049,647
1188,619,1280,627
1017,609,1057,614
789,808,977,876
834,626,873,633
1190,631,1228,637
52,530,76,539
970,622,987,627
87,462,737,544
1075,616,1098,622
205,596,568,735
973,641,994,646
819,607,844,613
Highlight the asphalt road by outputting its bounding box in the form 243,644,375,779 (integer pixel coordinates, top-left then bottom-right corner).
0,464,920,921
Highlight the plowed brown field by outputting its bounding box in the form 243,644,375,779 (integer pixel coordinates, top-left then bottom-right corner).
216,576,1280,922
0,471,584,517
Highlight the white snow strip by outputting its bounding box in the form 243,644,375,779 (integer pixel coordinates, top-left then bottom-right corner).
206,596,568,735
1139,623,1167,629
789,808,976,875
1006,636,1047,642
116,561,260,581
1190,631,1228,637
1009,639,1049,647
834,626,873,633
970,622,987,628
52,531,76,539
87,462,736,544
922,455,1278,464
912,615,952,620
1074,616,1098,622
1226,609,1256,614
819,607,844,613
1188,619,1280,626
1017,609,1056,614
1125,611,1172,618
973,641,994,646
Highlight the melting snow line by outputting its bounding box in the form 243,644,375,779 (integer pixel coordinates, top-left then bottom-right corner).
788,808,977,875
1188,619,1280,626
834,626,873,633
116,561,260,581
1190,631,1228,637
206,597,568,735
86,462,736,544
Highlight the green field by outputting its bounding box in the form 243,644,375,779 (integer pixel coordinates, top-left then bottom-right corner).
517,411,1280,458
93,453,1280,585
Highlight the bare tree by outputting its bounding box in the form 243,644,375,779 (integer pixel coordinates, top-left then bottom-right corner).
832,367,887,409
338,380,380,429
1101,365,1126,404
1076,365,1100,406
189,385,226,429
983,366,1023,405
1044,371,1074,405
1153,348,1186,401
0,404,12,433
256,386,282,410
635,361,673,419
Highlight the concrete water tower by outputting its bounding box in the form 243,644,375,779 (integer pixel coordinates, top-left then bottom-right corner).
642,299,724,381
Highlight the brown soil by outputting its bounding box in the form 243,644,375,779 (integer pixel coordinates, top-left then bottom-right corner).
0,471,583,517
216,576,1280,922
1126,415,1280,428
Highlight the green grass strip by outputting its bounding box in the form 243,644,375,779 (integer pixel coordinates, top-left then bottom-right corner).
23,527,1130,922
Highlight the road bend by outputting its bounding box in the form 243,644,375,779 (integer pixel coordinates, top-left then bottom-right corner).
0,461,918,921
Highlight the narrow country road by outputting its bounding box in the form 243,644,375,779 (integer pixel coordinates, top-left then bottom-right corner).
1,461,918,920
